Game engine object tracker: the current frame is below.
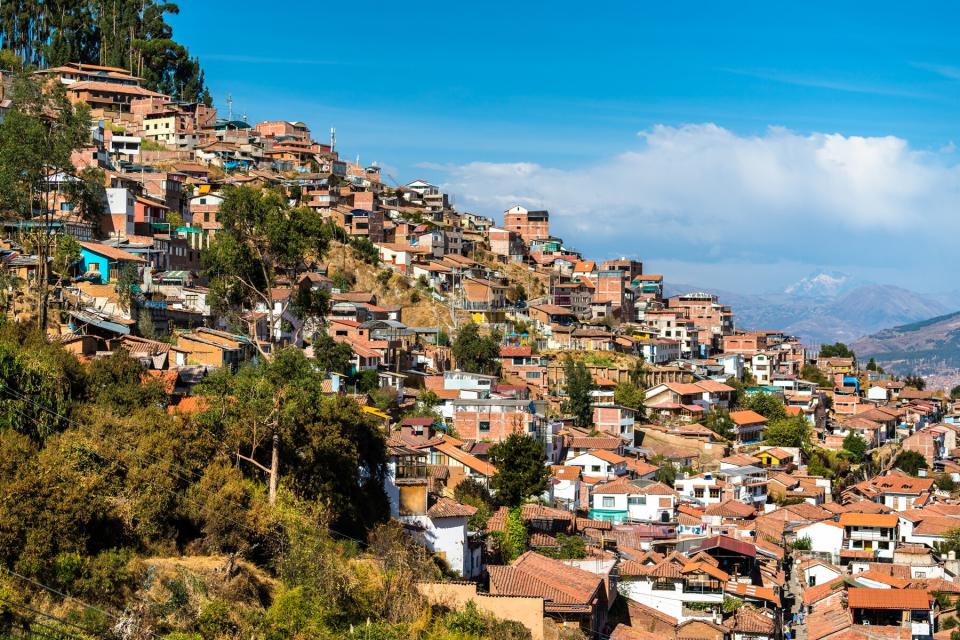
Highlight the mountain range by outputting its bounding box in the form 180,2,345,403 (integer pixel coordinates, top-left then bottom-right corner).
665,272,957,346
852,311,960,388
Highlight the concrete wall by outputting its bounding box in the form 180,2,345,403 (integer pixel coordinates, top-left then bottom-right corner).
416,582,545,640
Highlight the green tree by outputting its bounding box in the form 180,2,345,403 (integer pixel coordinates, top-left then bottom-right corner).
454,478,494,532
819,343,855,359
893,450,929,476
951,385,960,401
311,332,353,375
562,355,594,427
903,374,926,391
747,392,787,421
936,473,956,492
654,459,678,487
764,415,810,448
0,72,91,329
704,408,734,440
614,380,646,417
202,186,332,354
451,322,501,376
488,433,549,507
800,363,830,387
842,432,869,463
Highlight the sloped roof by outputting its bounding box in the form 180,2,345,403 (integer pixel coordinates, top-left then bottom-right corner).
488,551,602,611
427,498,477,519
846,588,932,610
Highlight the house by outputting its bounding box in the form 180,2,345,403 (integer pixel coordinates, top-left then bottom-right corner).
645,381,734,412
754,447,795,469
566,450,628,480
551,465,582,511
619,558,728,624
451,398,542,441
728,410,768,445
589,478,677,524
173,328,256,371
402,497,481,578
846,588,933,639
797,557,843,588
592,404,636,441
78,241,145,284
839,513,898,562
489,551,607,637
794,521,844,564
503,205,550,244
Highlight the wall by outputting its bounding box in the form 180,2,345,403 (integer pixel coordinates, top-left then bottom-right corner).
416,582,545,640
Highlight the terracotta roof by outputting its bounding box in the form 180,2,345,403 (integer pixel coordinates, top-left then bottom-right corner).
681,561,729,581
846,587,932,610
648,561,683,578
521,503,575,523
488,551,602,611
729,410,768,425
729,607,776,634
703,500,755,518
724,582,780,606
803,577,850,605
500,345,532,357
569,436,622,449
625,600,679,627
838,513,899,528
427,497,477,519
693,535,756,558
610,625,662,640
433,440,496,476
576,517,612,531
587,449,628,464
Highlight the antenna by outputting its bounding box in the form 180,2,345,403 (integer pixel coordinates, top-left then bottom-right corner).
330,127,336,152
227,93,233,121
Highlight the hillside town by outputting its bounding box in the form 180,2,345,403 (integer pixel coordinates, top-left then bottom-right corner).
4,58,960,640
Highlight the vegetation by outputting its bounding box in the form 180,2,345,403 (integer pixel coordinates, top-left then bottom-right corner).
451,323,501,376
562,355,594,427
490,507,528,563
764,415,810,448
704,409,734,440
892,450,929,476
819,343,855,359
800,363,830,386
0,1,210,103
841,432,869,463
789,535,812,551
489,434,550,508
0,325,538,638
0,72,94,329
453,478,494,532
614,379,646,417
203,186,333,352
902,374,926,391
746,392,787,421
540,534,586,560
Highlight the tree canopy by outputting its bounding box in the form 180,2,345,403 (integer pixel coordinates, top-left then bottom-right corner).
562,355,594,427
842,432,869,463
451,323,501,376
764,415,810,448
893,450,929,476
746,392,788,422
819,343,855,359
0,1,210,104
488,433,549,508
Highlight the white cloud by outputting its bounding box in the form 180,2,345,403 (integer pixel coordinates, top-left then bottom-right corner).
434,124,960,286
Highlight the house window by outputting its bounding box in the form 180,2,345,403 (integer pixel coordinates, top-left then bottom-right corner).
591,465,601,473
628,496,646,505
602,496,615,508
694,488,705,498
478,421,490,433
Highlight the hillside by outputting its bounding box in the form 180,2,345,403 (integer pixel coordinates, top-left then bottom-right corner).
665,281,952,345
852,310,960,389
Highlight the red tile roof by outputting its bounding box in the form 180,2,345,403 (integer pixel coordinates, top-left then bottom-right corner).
846,587,932,610
488,551,603,612
427,498,477,519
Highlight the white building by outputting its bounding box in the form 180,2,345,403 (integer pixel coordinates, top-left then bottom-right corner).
565,450,628,480
589,478,677,524
793,521,844,564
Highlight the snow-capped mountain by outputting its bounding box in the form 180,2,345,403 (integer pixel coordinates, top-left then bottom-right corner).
783,271,863,298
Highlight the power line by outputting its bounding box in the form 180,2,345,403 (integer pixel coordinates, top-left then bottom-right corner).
0,596,103,640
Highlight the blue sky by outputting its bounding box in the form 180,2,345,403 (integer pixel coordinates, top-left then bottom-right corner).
170,2,960,294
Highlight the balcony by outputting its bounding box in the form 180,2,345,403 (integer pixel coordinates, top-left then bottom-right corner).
394,463,428,484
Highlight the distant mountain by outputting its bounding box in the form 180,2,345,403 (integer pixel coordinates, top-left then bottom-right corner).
663,281,953,345
783,271,864,298
852,311,960,383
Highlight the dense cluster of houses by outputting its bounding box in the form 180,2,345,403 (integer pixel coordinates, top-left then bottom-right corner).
4,60,960,640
